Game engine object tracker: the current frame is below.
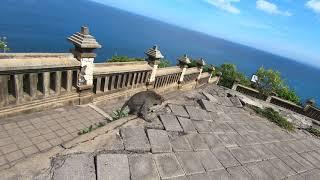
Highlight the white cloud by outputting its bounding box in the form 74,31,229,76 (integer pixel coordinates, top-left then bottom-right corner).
306,0,320,13
256,0,292,16
204,0,241,14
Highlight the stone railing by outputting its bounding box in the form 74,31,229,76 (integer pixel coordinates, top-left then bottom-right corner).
268,96,304,114
304,105,320,121
182,67,200,84
233,84,268,100
197,72,211,86
154,66,182,89
232,82,320,122
92,61,152,98
0,53,80,118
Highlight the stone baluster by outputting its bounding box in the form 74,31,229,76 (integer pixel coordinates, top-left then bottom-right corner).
110,75,116,90
0,75,9,107
43,72,50,97
14,74,24,103
29,73,38,99
95,77,102,93
178,54,191,86
55,71,62,95
121,74,127,88
103,76,110,92
131,73,137,89
66,70,73,92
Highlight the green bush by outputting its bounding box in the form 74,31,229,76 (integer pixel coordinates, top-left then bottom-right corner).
251,106,295,131
108,55,144,62
112,109,129,121
78,122,106,135
158,59,171,68
215,63,251,88
306,127,320,137
0,37,10,52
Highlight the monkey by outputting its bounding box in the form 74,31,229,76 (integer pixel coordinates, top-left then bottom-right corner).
120,91,164,121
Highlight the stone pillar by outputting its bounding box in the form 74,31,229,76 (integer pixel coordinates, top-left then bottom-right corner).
66,70,73,92
145,45,164,89
55,71,62,95
29,73,37,99
68,26,101,105
266,96,272,103
103,76,110,92
95,77,102,93
231,78,240,91
14,74,24,103
177,54,191,86
0,75,9,107
196,58,206,81
43,72,50,97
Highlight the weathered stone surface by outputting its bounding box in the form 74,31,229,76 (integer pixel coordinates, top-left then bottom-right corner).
229,147,256,164
176,151,205,175
227,166,253,180
169,104,189,118
168,132,192,152
299,168,320,180
52,154,96,180
192,121,212,133
186,133,209,151
196,150,224,171
198,99,221,113
252,144,277,160
102,132,124,152
211,147,240,168
288,140,310,153
257,160,286,179
147,129,172,153
289,153,314,171
177,117,197,133
185,106,211,121
273,141,297,155
187,173,211,180
200,134,224,149
269,158,296,177
159,115,183,132
96,154,130,180
216,133,238,148
153,153,185,179
229,97,243,108
264,143,287,158
128,154,159,180
202,92,219,103
121,127,150,152
207,169,231,180
280,156,309,173
245,163,272,180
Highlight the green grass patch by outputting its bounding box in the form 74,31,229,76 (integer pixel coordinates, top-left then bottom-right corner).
306,127,320,137
78,122,106,135
251,106,295,131
111,109,129,121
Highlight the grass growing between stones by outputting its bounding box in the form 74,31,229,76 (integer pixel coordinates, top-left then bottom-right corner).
306,128,320,137
111,109,129,121
78,122,106,135
251,106,295,131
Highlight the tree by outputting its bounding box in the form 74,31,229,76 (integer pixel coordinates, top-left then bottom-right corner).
0,37,10,53
255,66,300,104
216,63,250,88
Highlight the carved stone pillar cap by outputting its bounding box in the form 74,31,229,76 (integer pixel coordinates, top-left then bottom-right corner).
145,45,164,59
178,54,191,65
67,26,102,49
306,99,316,106
197,58,206,67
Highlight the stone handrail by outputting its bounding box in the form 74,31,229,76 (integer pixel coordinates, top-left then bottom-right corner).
304,105,320,121
0,53,80,117
269,96,304,114
154,66,182,89
182,67,200,84
92,61,152,97
197,72,211,86
233,84,268,100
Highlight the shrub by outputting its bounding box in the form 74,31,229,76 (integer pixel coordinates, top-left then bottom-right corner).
158,59,171,68
251,106,295,131
215,63,250,88
306,127,320,137
108,55,144,62
78,122,106,135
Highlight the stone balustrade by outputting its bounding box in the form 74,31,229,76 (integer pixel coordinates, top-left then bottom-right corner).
232,83,320,122
197,72,211,86
92,61,152,97
154,66,182,89
0,53,80,118
182,67,200,84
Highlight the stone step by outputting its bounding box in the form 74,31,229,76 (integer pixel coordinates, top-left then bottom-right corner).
120,126,151,152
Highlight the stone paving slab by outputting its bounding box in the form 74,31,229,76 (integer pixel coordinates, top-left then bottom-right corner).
159,115,183,132
229,97,243,108
280,155,309,173
168,104,189,118
153,153,185,179
245,163,272,180
168,132,192,152
269,158,296,177
102,131,124,152
212,147,240,168
198,99,223,113
177,117,197,133
120,127,150,152
52,154,96,180
192,121,212,133
200,134,224,149
227,166,253,180
128,154,159,180
186,133,209,151
299,168,320,180
196,150,224,172
207,169,232,180
216,133,238,148
188,173,211,180
185,106,211,121
258,160,286,179
96,154,130,180
147,129,172,153
176,151,205,175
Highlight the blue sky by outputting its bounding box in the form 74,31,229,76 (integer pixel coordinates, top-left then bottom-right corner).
91,0,320,67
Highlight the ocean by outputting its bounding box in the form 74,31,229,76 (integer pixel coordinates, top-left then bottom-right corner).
0,0,319,104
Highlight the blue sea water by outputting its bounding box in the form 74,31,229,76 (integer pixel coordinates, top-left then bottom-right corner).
0,0,319,104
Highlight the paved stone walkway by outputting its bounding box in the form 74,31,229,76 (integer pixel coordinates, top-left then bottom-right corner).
49,85,320,180
0,105,106,169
